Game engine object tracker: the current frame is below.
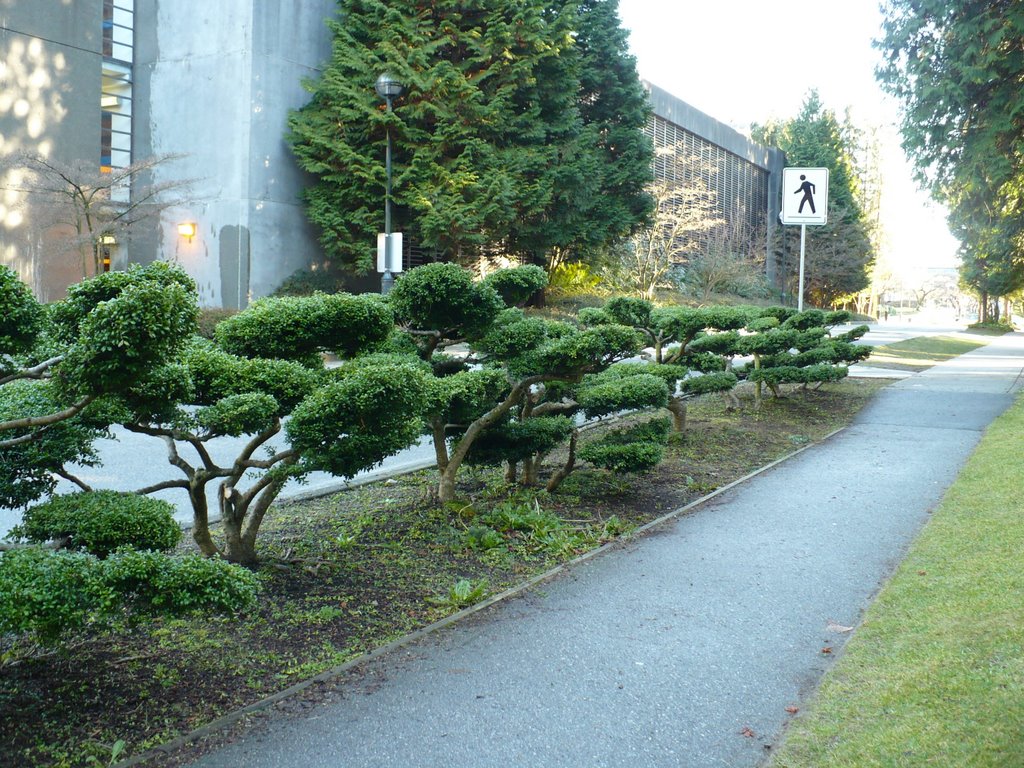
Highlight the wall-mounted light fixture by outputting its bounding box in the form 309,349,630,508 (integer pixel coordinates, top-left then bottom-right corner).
177,222,197,242
100,234,115,273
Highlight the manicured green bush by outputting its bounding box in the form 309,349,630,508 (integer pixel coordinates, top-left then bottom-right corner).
0,547,109,640
685,330,742,357
215,292,393,361
694,305,757,331
481,264,548,307
578,441,664,474
593,416,672,446
389,262,505,346
782,308,827,330
578,373,669,418
15,491,181,557
194,393,279,437
0,264,44,358
466,416,576,466
680,370,739,396
59,281,198,396
604,296,655,328
0,546,259,640
478,311,551,359
48,261,197,344
287,362,430,478
576,306,613,326
183,337,322,413
101,548,259,613
574,417,670,477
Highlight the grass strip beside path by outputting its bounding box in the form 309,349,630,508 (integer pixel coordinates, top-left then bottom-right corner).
769,393,1024,768
861,334,989,371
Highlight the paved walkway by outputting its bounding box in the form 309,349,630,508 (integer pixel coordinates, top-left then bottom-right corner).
183,334,1024,768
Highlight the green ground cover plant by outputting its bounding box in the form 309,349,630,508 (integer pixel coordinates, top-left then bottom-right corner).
769,392,1024,767
0,378,888,767
860,334,989,371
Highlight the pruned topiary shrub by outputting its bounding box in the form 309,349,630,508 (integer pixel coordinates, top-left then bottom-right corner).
14,491,181,557
215,292,394,362
0,547,109,640
465,416,576,469
481,264,549,307
577,417,672,474
0,546,258,641
100,549,259,613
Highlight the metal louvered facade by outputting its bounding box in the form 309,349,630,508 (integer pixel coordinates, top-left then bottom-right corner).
643,81,786,286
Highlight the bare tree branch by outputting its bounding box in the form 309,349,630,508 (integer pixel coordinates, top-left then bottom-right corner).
0,355,63,386
0,395,96,444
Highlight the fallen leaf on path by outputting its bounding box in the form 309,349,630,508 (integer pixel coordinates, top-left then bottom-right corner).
739,727,756,738
785,706,799,714
821,646,833,654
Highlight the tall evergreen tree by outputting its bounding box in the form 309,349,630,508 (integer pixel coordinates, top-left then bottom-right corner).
876,0,1024,310
507,0,654,267
573,0,654,249
288,0,652,274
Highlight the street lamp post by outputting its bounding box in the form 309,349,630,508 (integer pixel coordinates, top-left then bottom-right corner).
375,72,403,294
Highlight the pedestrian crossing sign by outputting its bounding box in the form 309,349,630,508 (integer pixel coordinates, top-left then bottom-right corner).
782,167,829,225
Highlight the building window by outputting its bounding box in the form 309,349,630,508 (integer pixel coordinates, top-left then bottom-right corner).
101,0,133,177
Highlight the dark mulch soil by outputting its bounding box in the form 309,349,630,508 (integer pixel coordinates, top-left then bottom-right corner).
0,380,889,768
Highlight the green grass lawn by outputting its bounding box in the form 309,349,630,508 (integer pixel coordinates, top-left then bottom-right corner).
768,394,1024,767
861,335,989,371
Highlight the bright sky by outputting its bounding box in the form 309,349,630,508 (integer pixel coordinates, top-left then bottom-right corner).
616,0,960,280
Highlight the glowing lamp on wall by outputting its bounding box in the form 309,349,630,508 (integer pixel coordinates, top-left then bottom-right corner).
177,222,197,242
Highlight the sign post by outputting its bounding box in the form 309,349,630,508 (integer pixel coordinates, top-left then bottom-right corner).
781,167,829,311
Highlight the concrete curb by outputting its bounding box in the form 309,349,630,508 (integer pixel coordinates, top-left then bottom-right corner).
114,427,846,768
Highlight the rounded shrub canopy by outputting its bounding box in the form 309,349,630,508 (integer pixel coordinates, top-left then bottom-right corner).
15,491,181,558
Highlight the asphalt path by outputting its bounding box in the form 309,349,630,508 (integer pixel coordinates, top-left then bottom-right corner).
180,330,1024,768
0,318,971,539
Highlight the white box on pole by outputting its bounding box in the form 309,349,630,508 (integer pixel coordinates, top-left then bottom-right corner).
376,232,404,273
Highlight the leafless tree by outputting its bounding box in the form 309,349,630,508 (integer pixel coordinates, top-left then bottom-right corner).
683,219,768,304
0,152,192,278
602,151,723,299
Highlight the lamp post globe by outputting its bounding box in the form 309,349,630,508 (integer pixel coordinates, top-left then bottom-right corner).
376,72,403,295
374,72,404,100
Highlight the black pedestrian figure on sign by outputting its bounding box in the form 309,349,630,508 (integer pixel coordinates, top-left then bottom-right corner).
795,174,816,214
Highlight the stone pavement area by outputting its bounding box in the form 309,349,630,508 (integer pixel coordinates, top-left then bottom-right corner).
178,334,1024,768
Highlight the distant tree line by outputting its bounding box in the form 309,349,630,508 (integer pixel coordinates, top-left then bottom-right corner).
877,0,1024,322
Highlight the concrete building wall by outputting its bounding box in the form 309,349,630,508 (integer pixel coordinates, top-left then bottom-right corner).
0,0,103,301
3,6,789,306
133,0,335,308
